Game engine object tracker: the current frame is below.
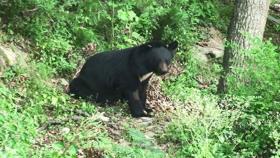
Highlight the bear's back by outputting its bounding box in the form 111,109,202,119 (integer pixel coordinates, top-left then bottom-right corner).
77,48,135,92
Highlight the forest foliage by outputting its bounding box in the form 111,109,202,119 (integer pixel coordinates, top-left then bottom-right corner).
0,0,279,157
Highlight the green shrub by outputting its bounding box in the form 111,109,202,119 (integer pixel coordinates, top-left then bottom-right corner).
160,91,238,157
162,39,280,157
0,63,98,157
0,0,223,74
161,90,279,157
225,39,280,155
227,39,280,102
0,84,38,157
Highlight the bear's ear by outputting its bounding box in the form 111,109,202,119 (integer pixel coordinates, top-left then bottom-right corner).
167,41,178,55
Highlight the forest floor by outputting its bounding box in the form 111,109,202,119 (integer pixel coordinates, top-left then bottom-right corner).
36,63,187,157
1,12,280,156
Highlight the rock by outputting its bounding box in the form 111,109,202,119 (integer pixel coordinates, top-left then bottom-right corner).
0,57,5,73
72,115,83,121
107,128,121,137
145,131,156,139
75,109,90,117
59,78,69,86
99,115,110,122
135,117,153,126
192,27,225,63
118,139,130,146
94,112,110,122
140,117,153,123
0,44,27,75
61,127,70,134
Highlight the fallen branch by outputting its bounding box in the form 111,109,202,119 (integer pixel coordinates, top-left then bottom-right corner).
267,15,280,24
270,4,280,13
21,7,38,16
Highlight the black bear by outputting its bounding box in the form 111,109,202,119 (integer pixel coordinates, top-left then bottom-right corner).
69,41,178,117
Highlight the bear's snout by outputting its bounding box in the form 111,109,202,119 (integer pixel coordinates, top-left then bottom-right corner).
157,61,169,75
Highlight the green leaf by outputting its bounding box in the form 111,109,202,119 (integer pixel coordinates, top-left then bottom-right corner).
52,141,65,150
68,145,77,156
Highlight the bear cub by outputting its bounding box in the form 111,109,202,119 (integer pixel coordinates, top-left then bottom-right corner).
69,41,178,117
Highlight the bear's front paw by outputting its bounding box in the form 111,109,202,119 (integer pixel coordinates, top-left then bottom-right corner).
131,109,151,118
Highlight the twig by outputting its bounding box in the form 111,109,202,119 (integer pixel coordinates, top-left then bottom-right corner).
267,15,280,24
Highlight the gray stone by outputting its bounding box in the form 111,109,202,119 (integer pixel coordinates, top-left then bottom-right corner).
192,27,225,63
0,44,27,75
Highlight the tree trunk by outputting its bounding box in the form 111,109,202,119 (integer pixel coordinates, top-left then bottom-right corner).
217,0,270,94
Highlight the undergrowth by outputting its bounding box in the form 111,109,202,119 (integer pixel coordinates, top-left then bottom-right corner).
1,0,279,158
162,39,280,157
0,63,167,158
0,0,226,75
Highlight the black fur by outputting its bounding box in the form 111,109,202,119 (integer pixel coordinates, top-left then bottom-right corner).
69,41,178,117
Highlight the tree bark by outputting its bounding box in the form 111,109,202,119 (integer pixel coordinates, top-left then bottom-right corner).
217,0,270,94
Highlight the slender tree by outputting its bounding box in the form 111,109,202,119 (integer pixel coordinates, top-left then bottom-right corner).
217,0,270,94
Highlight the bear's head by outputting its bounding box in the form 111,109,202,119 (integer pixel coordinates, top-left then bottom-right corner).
132,41,178,78
144,41,178,75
